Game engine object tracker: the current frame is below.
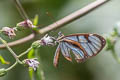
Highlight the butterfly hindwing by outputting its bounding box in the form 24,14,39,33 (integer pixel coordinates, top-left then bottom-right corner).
53,44,61,67
64,42,85,62
60,42,72,62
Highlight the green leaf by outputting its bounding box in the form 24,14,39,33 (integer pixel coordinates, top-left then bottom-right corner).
34,49,45,80
33,14,39,26
106,37,115,51
0,55,9,64
35,67,44,80
28,49,35,80
28,48,35,59
111,27,118,37
29,68,34,80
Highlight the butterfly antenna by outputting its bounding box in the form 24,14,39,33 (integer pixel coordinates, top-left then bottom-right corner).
46,11,58,31
14,0,29,20
46,12,55,22
58,31,64,37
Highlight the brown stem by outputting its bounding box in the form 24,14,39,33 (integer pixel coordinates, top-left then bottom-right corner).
0,0,109,48
39,0,109,34
0,34,35,48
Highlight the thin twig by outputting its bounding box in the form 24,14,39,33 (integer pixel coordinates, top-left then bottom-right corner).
0,37,22,64
14,0,29,19
18,46,33,58
111,49,120,63
0,0,109,48
6,61,18,71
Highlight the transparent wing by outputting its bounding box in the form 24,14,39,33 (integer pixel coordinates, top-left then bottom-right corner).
60,42,72,62
53,44,61,67
61,33,106,61
64,42,85,62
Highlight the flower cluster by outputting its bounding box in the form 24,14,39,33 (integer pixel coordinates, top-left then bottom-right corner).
23,58,39,71
1,19,36,39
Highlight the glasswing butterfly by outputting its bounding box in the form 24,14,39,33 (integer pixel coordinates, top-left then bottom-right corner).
40,32,106,67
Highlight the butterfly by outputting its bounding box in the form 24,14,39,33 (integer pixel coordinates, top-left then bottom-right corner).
40,32,106,67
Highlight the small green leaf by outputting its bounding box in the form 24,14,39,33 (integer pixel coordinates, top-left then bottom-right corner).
35,67,43,80
28,48,35,59
106,37,115,51
27,49,35,80
0,68,7,77
0,55,9,64
34,49,45,80
29,68,34,80
33,15,39,26
111,27,118,37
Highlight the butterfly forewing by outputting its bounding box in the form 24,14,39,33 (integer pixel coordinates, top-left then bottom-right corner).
59,33,106,62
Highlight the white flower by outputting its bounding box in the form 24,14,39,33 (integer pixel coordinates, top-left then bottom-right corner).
23,58,39,71
2,27,16,39
40,34,55,46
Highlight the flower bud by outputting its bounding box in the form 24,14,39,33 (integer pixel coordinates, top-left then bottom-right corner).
2,27,16,39
32,40,41,49
0,68,7,77
17,19,36,29
23,58,39,71
32,34,55,48
113,22,120,36
40,34,55,46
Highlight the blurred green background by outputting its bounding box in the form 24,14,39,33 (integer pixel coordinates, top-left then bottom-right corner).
0,0,120,80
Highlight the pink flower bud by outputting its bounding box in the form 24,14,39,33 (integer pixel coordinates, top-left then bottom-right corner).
23,58,39,71
2,27,16,39
17,19,36,28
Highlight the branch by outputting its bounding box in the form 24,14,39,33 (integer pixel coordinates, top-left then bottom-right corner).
18,46,33,58
0,34,35,48
0,0,109,48
39,0,109,34
0,37,22,64
13,0,29,19
6,61,18,71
